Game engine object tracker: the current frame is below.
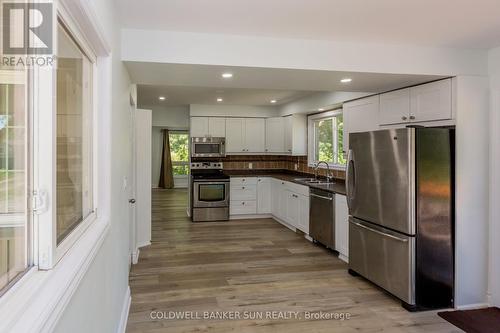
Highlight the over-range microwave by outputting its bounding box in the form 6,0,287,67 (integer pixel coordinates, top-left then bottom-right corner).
191,137,226,157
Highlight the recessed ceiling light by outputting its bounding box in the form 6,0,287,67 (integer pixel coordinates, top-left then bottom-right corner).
222,73,233,79
217,98,223,102
318,108,325,111
158,96,166,101
270,100,277,104
340,78,352,83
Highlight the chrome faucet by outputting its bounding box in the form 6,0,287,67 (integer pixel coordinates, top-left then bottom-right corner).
314,161,333,182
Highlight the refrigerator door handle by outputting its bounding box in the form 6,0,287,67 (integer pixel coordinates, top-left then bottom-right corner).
351,221,409,243
346,149,355,209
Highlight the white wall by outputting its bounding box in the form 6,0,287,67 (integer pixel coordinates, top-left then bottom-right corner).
278,91,370,116
488,47,500,307
121,29,488,76
190,104,279,117
53,0,133,332
150,105,190,128
454,76,490,308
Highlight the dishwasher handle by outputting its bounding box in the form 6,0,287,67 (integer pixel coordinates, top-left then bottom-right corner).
310,193,333,201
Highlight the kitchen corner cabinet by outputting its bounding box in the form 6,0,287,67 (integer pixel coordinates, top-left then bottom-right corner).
379,78,453,126
284,114,307,155
226,118,265,153
343,95,380,153
190,117,226,137
335,194,349,263
265,117,285,153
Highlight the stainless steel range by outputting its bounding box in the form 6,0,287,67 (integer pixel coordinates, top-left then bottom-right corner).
191,162,230,222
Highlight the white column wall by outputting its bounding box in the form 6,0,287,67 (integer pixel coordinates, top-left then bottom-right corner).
488,47,500,307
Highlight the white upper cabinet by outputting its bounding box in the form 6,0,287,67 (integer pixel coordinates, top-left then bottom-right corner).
190,117,209,137
226,118,265,153
208,117,226,137
410,79,452,123
190,117,226,137
378,79,453,126
244,118,266,152
379,88,411,125
225,118,245,153
284,114,307,155
343,95,380,153
265,117,285,153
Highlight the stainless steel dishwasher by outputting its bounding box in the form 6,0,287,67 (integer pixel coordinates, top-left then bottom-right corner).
309,188,335,249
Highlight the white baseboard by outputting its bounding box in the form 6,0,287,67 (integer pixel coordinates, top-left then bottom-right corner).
136,241,151,249
455,302,489,310
230,214,272,220
117,286,131,333
338,253,349,263
131,248,140,264
304,235,313,242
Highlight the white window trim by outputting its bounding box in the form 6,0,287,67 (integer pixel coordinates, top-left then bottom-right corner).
307,109,346,171
0,0,112,330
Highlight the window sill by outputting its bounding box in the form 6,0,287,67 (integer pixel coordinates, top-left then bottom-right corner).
0,216,110,332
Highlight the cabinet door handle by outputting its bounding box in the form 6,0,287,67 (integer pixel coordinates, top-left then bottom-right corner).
401,116,408,121
242,186,245,189
409,115,415,120
292,194,298,198
242,202,245,205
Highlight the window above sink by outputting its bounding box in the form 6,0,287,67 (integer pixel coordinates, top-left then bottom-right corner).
307,109,346,170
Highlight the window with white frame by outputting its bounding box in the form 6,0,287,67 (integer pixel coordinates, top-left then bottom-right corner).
169,131,189,177
308,110,346,169
0,7,98,295
55,21,94,245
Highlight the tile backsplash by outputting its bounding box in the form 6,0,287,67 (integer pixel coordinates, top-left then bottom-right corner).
192,155,346,180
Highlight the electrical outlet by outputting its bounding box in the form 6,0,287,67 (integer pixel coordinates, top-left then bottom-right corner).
294,163,298,170
248,163,253,169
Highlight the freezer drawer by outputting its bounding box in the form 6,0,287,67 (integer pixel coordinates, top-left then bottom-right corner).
349,217,415,305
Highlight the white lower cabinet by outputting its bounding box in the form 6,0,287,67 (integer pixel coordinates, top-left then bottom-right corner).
230,176,310,234
335,194,349,262
257,177,271,214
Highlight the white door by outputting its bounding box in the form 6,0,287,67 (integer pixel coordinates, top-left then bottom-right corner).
257,177,271,214
286,191,299,228
226,118,245,152
277,182,287,220
297,194,309,234
190,117,209,137
245,118,265,152
129,103,138,263
208,117,226,137
410,79,452,123
134,109,152,252
265,117,285,153
379,88,410,125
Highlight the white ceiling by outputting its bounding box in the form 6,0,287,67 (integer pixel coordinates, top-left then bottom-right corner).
128,62,446,107
119,0,500,49
137,85,313,107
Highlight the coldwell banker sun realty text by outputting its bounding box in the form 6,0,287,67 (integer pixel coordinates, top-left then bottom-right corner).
1,0,55,66
150,311,352,321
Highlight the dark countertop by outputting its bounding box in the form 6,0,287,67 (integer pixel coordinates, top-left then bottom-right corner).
223,169,346,195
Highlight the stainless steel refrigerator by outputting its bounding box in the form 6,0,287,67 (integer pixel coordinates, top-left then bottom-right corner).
346,127,454,311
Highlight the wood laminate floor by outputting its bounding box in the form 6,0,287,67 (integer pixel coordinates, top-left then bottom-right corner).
126,189,461,333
